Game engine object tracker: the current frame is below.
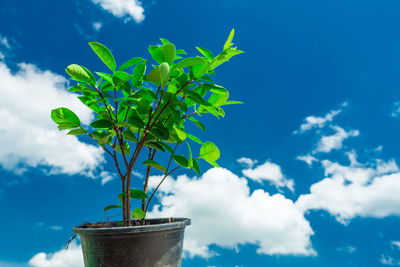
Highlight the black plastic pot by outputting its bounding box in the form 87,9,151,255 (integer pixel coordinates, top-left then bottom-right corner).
72,218,191,267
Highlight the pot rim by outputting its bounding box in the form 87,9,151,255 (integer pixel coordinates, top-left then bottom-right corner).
72,217,191,235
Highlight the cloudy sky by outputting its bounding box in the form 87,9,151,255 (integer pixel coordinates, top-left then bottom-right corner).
1,0,400,266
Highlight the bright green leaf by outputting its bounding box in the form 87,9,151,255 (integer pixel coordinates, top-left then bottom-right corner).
132,62,146,88
200,141,220,163
192,159,201,175
175,57,206,69
118,57,146,71
223,28,235,50
89,42,116,71
196,47,214,61
186,133,203,144
51,107,81,128
65,64,91,83
67,128,87,135
188,117,205,132
132,208,146,219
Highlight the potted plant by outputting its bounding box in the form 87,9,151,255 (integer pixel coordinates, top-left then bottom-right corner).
51,29,243,266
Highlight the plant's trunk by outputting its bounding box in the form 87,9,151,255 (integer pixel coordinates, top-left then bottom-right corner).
125,170,132,226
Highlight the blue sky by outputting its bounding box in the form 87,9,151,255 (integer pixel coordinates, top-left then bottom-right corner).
1,0,400,266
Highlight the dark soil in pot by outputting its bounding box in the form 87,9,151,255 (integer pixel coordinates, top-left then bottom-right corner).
73,217,191,267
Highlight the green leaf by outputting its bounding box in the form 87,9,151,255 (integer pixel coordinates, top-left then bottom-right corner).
123,130,138,143
210,49,244,70
176,49,187,55
145,62,170,88
175,57,206,69
148,43,176,65
159,142,174,154
202,83,228,94
89,42,116,71
145,141,165,152
128,115,145,129
192,159,201,175
186,133,203,144
51,107,81,128
80,66,96,84
188,117,205,132
57,123,79,130
130,189,148,199
172,154,189,168
118,57,146,71
65,64,91,83
132,62,146,88
208,91,229,107
97,135,111,146
150,126,169,140
186,142,193,168
96,72,114,85
192,62,211,79
132,208,146,219
173,126,186,141
116,141,130,155
200,141,220,163
104,204,122,211
223,28,235,50
196,47,214,61
113,71,132,87
90,119,113,129
142,160,167,173
67,128,87,135
187,91,211,106
224,100,243,105
67,85,95,93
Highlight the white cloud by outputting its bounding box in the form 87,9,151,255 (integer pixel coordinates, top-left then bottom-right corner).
92,0,145,23
50,226,63,231
314,126,359,154
100,171,115,185
296,152,400,224
0,34,10,49
380,254,399,265
93,22,103,31
0,61,105,176
392,102,400,118
393,241,400,249
28,241,83,267
296,154,318,166
148,167,315,258
0,51,5,60
294,103,347,134
237,157,258,168
337,245,356,253
241,160,294,191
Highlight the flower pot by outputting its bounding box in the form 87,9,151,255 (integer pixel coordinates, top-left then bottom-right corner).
72,218,191,267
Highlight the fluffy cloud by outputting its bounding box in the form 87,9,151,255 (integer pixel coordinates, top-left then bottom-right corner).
148,167,315,258
296,154,318,166
294,103,347,134
296,152,400,224
237,157,258,168
28,241,83,267
314,126,359,153
92,0,145,23
241,160,295,191
92,22,103,31
0,60,105,176
0,34,10,49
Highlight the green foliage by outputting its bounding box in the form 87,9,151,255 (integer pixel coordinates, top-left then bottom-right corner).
89,42,116,71
51,30,242,224
132,208,146,219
